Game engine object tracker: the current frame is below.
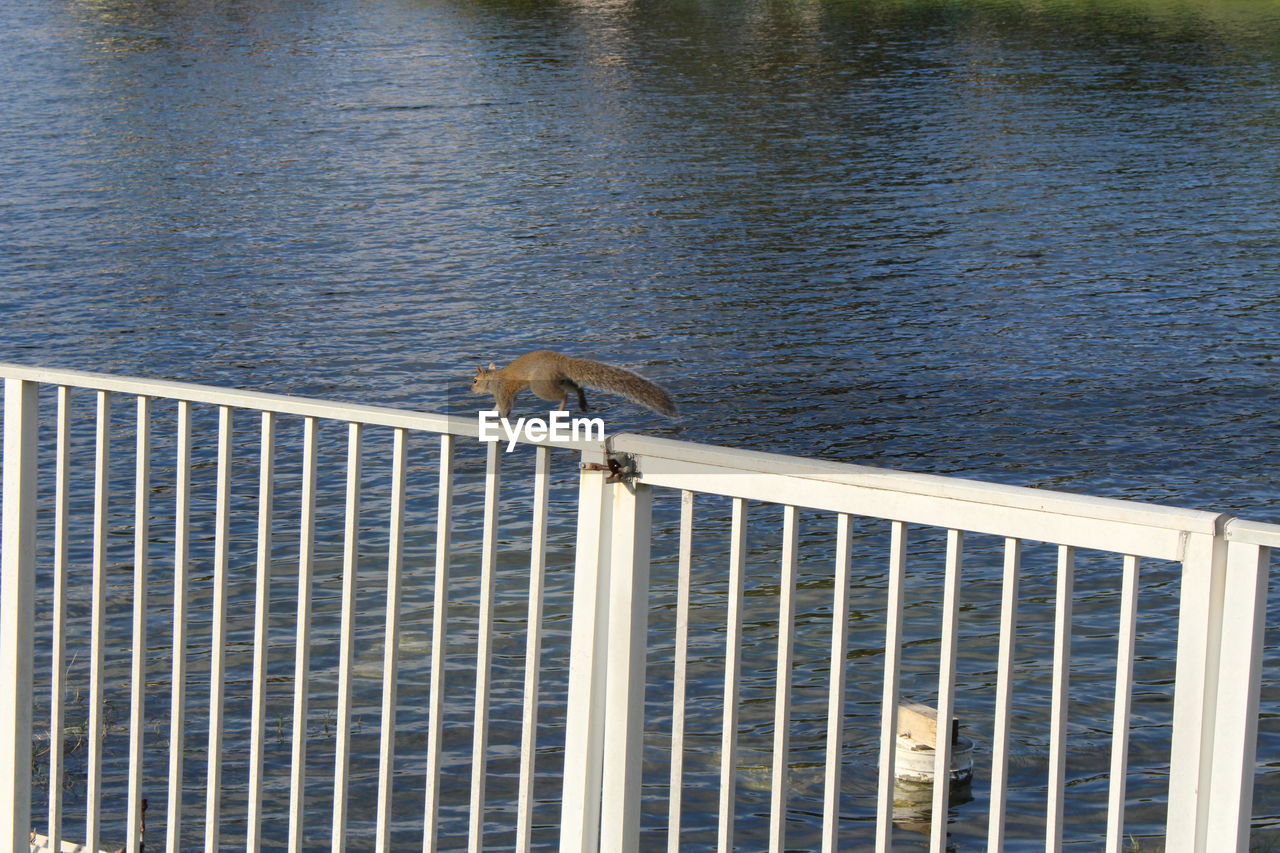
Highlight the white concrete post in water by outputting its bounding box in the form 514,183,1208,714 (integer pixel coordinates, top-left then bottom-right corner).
0,378,37,853
559,458,615,853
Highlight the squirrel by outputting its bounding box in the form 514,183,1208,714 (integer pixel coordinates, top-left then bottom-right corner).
471,350,678,419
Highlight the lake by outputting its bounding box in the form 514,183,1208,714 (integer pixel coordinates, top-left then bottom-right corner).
2,0,1278,849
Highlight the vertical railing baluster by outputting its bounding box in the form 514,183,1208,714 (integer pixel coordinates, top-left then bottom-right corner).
1105,555,1140,853
469,440,503,853
0,378,38,852
1046,544,1075,851
289,416,318,852
127,396,151,852
167,400,192,851
717,497,748,853
86,390,110,853
875,520,908,853
516,444,552,853
248,411,276,852
48,386,70,852
988,537,1020,850
821,513,852,853
768,505,799,853
423,433,455,853
332,422,362,853
376,428,409,853
667,491,695,853
929,529,963,852
205,405,233,853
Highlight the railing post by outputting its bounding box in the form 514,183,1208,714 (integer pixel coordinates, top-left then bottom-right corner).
1166,525,1241,853
559,457,614,853
599,480,653,853
0,378,38,852
1203,535,1270,849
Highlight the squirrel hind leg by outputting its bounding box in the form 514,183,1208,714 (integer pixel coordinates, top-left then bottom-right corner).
555,379,589,412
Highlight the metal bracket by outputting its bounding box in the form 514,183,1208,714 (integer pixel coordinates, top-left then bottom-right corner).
580,453,639,485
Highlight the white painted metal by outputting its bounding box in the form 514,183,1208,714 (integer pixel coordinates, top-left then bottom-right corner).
0,361,1220,528
2,363,1277,853
1046,544,1075,851
248,411,277,853
821,513,852,853
516,445,552,853
634,454,1192,561
1166,532,1226,853
423,433,456,853
205,406,233,853
1224,517,1280,548
377,428,409,853
0,378,37,853
48,386,70,853
929,530,963,851
332,422,363,853
1105,555,1141,852
667,491,694,853
469,440,503,853
769,505,799,853
1204,540,1271,850
558,459,613,853
717,497,748,853
126,395,151,853
167,400,193,852
86,390,109,853
0,362,601,450
615,432,1219,531
599,481,655,853
614,434,1219,544
0,364,1218,540
874,521,908,853
987,537,1020,852
289,416,318,852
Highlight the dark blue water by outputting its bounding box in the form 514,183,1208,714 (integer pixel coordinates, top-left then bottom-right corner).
3,0,1279,849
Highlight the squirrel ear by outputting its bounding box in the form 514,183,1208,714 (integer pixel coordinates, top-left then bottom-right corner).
488,362,497,370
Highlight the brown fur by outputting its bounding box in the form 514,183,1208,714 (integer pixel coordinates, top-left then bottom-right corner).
470,350,678,418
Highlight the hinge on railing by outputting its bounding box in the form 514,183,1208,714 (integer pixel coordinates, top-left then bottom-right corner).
580,453,639,485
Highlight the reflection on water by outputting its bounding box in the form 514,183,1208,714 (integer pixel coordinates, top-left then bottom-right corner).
4,0,1280,849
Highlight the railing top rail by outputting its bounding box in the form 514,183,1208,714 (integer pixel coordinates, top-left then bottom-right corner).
1224,518,1280,549
0,362,605,452
1,363,1247,547
609,433,1228,539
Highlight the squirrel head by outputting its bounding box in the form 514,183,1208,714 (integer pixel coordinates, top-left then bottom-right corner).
470,363,499,394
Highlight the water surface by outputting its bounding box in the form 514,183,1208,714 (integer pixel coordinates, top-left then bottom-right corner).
3,0,1279,849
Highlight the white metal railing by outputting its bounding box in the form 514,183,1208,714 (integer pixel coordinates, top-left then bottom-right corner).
597,434,1274,853
0,364,1275,853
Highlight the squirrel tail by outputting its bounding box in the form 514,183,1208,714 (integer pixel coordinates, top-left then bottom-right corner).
562,356,679,417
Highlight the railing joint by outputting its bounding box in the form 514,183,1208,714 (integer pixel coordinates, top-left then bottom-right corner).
580,452,640,485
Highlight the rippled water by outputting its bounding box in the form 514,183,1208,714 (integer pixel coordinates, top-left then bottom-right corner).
3,0,1279,849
